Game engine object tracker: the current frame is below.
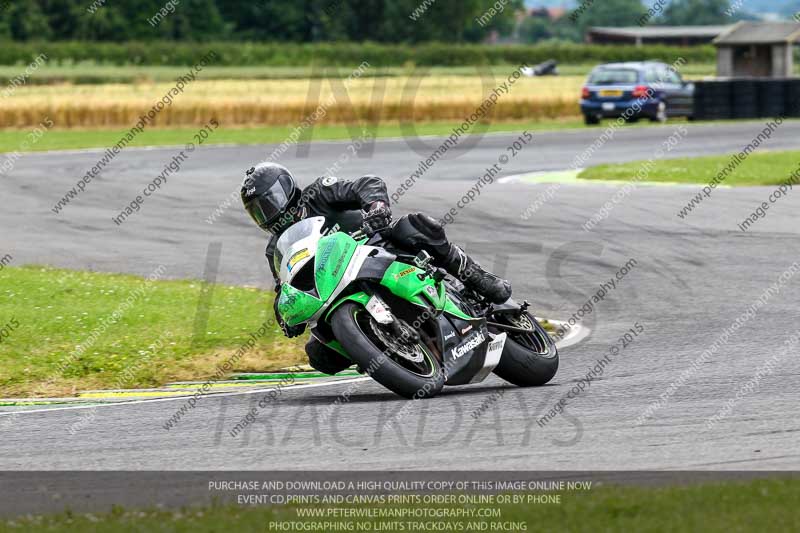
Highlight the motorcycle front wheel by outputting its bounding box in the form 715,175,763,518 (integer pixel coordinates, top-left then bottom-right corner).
331,302,445,399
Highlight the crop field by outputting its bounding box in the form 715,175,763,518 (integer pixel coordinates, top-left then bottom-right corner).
0,66,711,130
1,74,589,129
0,59,715,130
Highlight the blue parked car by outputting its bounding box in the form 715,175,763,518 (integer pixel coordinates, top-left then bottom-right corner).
580,61,694,125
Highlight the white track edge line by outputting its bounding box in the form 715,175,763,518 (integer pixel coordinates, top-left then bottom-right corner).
553,322,590,349
0,377,370,417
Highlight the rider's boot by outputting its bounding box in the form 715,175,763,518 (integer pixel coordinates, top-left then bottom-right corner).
306,338,352,375
442,245,512,304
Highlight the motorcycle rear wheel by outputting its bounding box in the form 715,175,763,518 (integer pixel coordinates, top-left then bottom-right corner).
331,302,445,399
491,312,559,387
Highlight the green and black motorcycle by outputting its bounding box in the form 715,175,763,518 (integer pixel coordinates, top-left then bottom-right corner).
276,217,558,399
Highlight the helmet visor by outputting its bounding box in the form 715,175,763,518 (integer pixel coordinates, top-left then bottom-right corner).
244,197,270,229
244,174,295,232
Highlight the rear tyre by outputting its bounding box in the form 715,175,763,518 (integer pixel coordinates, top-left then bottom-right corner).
650,101,668,123
491,312,559,387
584,113,600,125
331,302,445,399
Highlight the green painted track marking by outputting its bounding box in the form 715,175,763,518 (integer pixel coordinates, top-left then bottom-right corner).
1,370,362,406
519,170,582,184
79,378,352,399
230,370,360,381
509,170,730,188
0,400,104,407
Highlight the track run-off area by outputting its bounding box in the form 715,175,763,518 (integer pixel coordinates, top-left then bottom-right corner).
1,120,799,470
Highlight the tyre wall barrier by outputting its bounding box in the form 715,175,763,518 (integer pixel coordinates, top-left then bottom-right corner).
693,78,799,120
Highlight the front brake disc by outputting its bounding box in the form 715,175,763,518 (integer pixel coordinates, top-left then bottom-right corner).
369,320,424,363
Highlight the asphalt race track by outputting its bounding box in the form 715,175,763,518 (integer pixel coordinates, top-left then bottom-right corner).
2,120,800,470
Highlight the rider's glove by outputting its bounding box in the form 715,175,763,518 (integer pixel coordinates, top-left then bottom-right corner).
362,201,392,236
281,321,306,338
274,286,306,338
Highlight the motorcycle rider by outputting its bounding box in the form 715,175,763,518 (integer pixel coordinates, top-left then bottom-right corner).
241,162,511,375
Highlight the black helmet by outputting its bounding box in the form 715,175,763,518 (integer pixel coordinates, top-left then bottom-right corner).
241,162,300,234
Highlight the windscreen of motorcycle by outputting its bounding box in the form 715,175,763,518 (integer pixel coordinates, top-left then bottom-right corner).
274,216,326,283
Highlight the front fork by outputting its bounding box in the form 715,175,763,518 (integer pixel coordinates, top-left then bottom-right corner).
363,290,421,345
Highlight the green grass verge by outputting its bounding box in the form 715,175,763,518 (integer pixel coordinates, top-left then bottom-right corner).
2,65,529,84
6,117,782,156
579,149,800,186
0,63,717,84
0,266,304,397
0,265,559,396
2,478,796,532
0,119,591,153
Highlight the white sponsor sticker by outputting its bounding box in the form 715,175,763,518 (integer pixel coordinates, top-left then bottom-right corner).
366,295,393,324
451,331,486,359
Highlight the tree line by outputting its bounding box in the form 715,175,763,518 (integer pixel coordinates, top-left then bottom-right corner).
0,0,745,43
520,0,752,43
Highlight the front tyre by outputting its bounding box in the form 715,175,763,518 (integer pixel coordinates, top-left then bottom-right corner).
491,312,559,387
331,302,445,399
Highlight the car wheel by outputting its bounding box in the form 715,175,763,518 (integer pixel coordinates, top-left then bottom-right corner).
651,101,668,123
584,114,600,125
